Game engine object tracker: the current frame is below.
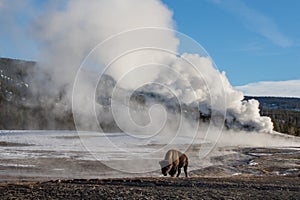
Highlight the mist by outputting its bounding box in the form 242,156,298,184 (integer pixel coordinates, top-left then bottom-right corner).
12,0,276,142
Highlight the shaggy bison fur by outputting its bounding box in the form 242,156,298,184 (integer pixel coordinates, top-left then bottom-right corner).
159,149,188,177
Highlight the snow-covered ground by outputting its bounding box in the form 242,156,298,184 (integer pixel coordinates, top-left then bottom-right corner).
0,130,205,160
0,130,299,181
0,130,214,178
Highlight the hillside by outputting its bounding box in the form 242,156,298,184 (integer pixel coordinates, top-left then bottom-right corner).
244,96,300,111
0,58,75,130
0,57,299,136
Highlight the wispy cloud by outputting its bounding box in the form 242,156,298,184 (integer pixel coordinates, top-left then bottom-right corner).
239,42,263,52
235,80,300,98
211,0,293,47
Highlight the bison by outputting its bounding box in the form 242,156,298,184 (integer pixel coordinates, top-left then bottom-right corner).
159,149,188,177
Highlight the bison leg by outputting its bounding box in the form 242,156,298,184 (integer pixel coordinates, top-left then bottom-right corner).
184,165,188,177
176,167,181,177
169,166,177,177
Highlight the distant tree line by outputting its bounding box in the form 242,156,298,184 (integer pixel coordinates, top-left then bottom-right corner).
261,108,300,136
246,96,300,136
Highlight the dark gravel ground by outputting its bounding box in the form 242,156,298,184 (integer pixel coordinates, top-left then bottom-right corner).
1,146,300,199
1,176,300,200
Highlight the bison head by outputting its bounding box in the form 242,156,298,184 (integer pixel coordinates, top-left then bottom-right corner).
159,160,172,176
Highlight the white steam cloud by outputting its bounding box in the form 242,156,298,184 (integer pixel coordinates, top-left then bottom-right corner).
28,0,273,136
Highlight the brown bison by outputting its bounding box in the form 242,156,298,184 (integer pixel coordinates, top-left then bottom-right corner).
159,149,188,177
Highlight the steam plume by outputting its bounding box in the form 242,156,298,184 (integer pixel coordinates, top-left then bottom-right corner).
28,0,273,134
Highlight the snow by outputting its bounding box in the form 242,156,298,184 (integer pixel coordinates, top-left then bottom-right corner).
0,130,217,174
0,130,202,161
1,130,299,176
0,163,36,168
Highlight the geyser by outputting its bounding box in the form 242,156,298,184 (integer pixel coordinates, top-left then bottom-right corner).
26,0,273,136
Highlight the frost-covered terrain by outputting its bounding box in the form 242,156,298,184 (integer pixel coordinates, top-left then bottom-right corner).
0,130,211,176
1,130,299,182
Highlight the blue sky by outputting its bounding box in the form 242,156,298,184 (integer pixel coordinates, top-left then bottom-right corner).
0,0,299,87
162,0,300,86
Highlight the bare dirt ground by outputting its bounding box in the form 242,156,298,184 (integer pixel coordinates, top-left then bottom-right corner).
1,146,300,199
0,176,300,199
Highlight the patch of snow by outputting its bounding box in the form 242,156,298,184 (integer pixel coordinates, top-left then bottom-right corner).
0,163,36,168
248,160,258,166
249,153,272,156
